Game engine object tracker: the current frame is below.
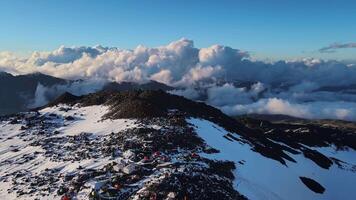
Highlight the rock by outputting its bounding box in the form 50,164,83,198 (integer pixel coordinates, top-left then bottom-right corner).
167,192,176,199
56,186,68,195
113,158,126,171
11,148,20,152
122,164,138,174
299,177,325,194
123,150,136,160
64,173,75,181
65,116,75,121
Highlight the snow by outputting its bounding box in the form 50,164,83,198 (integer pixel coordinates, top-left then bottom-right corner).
41,104,136,136
0,123,26,154
1,103,355,200
188,118,356,200
0,105,137,200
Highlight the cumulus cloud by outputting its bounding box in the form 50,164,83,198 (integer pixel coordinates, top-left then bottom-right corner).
319,42,356,53
28,46,108,66
1,39,356,87
1,38,356,121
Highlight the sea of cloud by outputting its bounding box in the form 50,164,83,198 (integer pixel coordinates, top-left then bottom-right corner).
1,39,356,121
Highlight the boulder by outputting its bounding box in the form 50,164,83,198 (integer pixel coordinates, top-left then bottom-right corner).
123,150,136,160
122,164,137,174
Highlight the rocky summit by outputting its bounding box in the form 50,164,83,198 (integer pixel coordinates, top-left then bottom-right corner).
0,90,355,200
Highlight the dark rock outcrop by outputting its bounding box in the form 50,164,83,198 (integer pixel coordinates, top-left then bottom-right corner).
0,72,67,115
299,177,325,194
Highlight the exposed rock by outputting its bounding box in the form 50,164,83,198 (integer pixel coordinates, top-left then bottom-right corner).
299,177,325,194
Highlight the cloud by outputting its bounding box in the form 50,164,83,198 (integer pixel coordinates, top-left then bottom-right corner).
1,38,356,121
222,98,311,118
28,80,107,108
150,69,173,85
220,98,356,121
319,42,356,53
29,83,49,108
206,83,254,106
1,39,356,87
28,45,109,66
169,88,201,100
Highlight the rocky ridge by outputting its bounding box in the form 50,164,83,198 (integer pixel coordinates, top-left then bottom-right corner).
0,90,355,200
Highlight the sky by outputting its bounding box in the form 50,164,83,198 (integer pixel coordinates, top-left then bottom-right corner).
1,0,356,121
0,0,355,60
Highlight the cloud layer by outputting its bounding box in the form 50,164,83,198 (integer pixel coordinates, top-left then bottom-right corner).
319,42,356,53
1,39,356,121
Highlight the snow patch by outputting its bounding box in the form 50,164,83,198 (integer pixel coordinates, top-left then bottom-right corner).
40,105,136,136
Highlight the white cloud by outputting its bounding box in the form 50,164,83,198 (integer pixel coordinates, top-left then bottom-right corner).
150,69,173,85
1,39,356,121
220,98,356,121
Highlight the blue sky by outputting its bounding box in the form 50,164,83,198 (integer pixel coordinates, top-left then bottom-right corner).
0,0,355,60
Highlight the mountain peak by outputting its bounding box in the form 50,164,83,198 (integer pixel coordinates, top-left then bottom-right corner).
47,92,81,107
45,89,248,133
101,80,173,92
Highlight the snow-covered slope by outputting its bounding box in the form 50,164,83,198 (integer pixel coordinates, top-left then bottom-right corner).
0,105,136,200
0,90,355,200
0,100,245,200
189,118,356,200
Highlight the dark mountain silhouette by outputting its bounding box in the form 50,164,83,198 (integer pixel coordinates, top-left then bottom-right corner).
102,80,173,92
46,92,81,107
0,72,174,116
0,72,67,115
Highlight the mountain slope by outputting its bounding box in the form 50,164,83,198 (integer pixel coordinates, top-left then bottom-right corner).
0,90,355,200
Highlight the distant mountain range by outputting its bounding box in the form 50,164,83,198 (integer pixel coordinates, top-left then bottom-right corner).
0,72,173,116
2,71,356,122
